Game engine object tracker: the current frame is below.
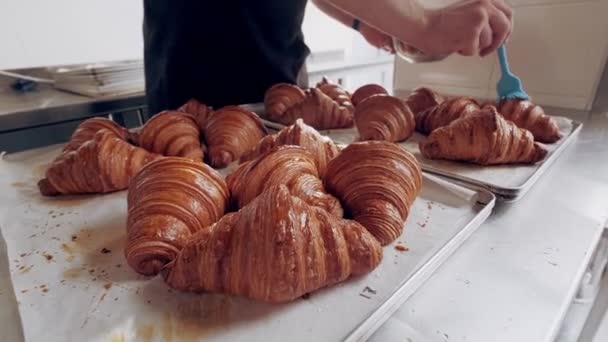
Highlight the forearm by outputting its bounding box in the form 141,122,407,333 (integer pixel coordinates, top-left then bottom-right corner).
311,0,356,29
320,0,428,44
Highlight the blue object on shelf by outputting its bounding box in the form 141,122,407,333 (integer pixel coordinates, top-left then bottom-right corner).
496,45,529,101
11,79,38,92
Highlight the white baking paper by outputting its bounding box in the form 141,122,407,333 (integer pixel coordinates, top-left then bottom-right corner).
0,144,493,342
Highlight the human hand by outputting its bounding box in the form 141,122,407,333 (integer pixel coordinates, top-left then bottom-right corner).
359,22,395,54
412,0,513,57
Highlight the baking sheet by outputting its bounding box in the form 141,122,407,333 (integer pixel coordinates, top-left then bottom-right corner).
0,144,494,342
265,116,580,201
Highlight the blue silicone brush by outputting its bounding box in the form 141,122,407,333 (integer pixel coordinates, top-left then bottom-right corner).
496,44,529,100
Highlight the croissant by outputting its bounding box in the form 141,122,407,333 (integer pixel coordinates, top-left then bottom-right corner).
38,130,161,196
228,145,343,217
264,83,306,119
138,111,204,161
163,184,383,303
496,99,561,143
315,77,355,112
415,97,480,135
63,117,130,153
125,157,229,276
405,87,444,116
420,106,548,165
354,95,415,142
324,141,422,245
265,84,354,130
204,106,267,168
351,84,388,107
239,119,340,176
178,98,214,131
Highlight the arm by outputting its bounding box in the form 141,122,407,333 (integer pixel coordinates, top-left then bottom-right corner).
311,0,395,52
316,0,513,57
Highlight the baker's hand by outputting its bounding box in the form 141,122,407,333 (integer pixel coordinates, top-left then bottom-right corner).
414,0,513,57
359,22,395,54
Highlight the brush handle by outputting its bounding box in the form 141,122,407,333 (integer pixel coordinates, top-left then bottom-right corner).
497,45,511,75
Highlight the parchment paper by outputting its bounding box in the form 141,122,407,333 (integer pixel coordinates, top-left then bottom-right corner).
0,144,491,342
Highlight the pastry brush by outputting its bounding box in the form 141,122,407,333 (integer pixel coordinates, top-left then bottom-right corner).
496,44,529,100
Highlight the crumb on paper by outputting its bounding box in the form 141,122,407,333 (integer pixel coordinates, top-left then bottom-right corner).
20,253,26,257
103,283,112,290
101,248,112,254
71,235,77,241
43,253,53,262
21,289,28,293
394,244,409,252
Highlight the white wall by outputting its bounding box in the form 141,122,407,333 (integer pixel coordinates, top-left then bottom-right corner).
393,0,608,110
0,1,143,69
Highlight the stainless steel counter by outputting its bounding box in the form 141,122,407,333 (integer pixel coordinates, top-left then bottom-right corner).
371,108,608,342
0,68,145,134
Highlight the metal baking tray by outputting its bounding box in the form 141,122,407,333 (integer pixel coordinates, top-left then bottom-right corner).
0,144,494,342
327,116,581,202
257,111,581,202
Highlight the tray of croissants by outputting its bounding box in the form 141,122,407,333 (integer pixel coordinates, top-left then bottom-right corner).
0,84,496,341
261,78,582,201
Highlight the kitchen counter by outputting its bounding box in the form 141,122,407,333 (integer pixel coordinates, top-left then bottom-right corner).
370,108,608,342
0,68,145,134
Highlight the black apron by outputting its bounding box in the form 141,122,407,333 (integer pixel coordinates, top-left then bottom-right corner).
143,0,310,114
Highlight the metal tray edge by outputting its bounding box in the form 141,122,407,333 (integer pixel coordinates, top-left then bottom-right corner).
344,187,497,341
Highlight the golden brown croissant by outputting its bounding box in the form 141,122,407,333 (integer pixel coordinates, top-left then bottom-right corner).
420,106,548,165
415,97,480,135
63,117,130,153
204,106,267,168
405,87,444,116
228,145,343,217
324,141,422,245
496,99,561,143
38,130,162,196
265,84,354,129
138,111,204,161
354,95,415,142
178,98,214,131
315,77,355,112
125,157,229,276
163,184,382,303
239,119,340,176
351,84,388,106
264,83,306,119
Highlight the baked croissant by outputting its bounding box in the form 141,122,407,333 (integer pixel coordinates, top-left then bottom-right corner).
496,99,561,143
163,184,383,303
405,87,444,116
138,111,204,161
420,106,548,165
324,141,422,245
63,117,130,153
265,84,354,129
204,106,267,168
178,98,213,131
125,157,229,276
415,97,480,135
227,145,343,217
351,84,388,107
239,119,340,176
315,77,354,113
38,130,161,196
354,95,415,142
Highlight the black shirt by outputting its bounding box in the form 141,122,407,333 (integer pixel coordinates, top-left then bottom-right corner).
143,0,310,114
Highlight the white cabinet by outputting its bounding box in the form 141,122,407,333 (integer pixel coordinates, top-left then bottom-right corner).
394,0,608,110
